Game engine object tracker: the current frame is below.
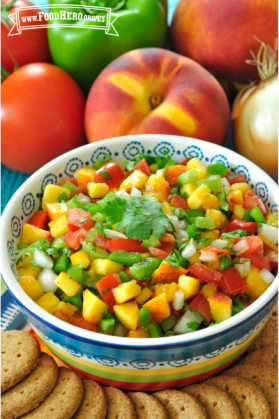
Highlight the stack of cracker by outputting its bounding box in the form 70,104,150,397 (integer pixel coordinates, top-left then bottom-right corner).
1,302,278,419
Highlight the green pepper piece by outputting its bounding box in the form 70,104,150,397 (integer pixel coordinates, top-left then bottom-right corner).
232,299,246,316
170,186,179,195
129,257,162,280
91,212,106,222
52,238,68,249
57,192,69,203
250,206,266,223
178,169,196,188
138,308,151,327
196,217,215,230
207,161,228,176
197,237,211,250
160,316,175,333
67,264,83,282
141,235,161,249
48,0,167,93
99,317,115,334
62,291,83,310
53,253,70,275
22,239,51,254
183,209,206,218
82,203,103,215
82,244,95,254
164,331,175,337
147,322,163,338
243,210,254,222
119,271,131,283
84,229,98,243
62,181,77,194
108,251,142,266
17,243,29,250
54,287,64,298
90,247,109,260
197,175,222,191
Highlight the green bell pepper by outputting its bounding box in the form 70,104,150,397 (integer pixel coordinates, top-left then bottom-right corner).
108,251,142,265
48,0,167,93
129,257,162,280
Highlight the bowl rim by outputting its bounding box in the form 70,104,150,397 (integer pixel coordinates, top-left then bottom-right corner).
2,134,278,348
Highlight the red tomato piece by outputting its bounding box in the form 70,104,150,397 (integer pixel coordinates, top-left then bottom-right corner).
218,268,249,297
165,165,188,186
180,158,192,166
170,195,189,210
234,236,270,271
75,182,88,196
270,262,278,269
227,173,247,185
95,162,125,189
246,252,271,271
59,177,78,187
226,219,258,233
133,158,151,176
28,210,47,230
241,299,251,307
94,234,111,251
149,247,171,258
108,238,146,253
160,233,176,249
189,263,222,285
170,302,184,317
189,292,214,325
96,273,122,314
234,236,263,254
243,191,265,215
67,208,94,232
202,246,233,254
70,312,98,332
64,228,88,250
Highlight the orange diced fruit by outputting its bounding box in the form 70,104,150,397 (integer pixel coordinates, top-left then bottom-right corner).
152,261,188,283
127,327,150,338
145,174,170,195
36,292,60,312
201,283,218,299
113,301,139,331
178,275,200,300
208,293,232,322
142,292,171,324
156,283,178,302
245,265,270,299
19,275,44,301
77,167,96,185
21,223,51,245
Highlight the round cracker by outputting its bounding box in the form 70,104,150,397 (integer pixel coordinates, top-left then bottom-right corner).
21,367,84,419
182,383,241,419
206,375,271,419
128,391,168,419
1,331,40,393
153,389,208,419
72,379,107,419
240,347,278,369
104,386,137,419
247,316,278,353
221,364,278,419
1,353,58,419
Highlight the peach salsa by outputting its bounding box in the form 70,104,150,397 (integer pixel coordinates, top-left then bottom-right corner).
15,152,278,338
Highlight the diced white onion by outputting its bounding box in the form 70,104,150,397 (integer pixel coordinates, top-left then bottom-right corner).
174,208,180,219
258,199,267,214
116,188,127,195
199,250,218,262
260,268,275,284
174,310,203,334
211,239,228,249
166,214,180,231
258,224,278,244
173,290,185,310
103,229,127,239
119,191,132,202
221,177,231,195
156,168,166,177
175,230,189,241
33,249,53,269
178,220,186,230
267,251,278,262
181,240,197,259
77,193,90,203
130,187,142,197
235,260,250,278
37,269,57,292
233,239,249,254
145,185,154,192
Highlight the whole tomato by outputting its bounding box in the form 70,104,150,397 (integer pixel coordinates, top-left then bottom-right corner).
1,0,52,74
2,63,86,173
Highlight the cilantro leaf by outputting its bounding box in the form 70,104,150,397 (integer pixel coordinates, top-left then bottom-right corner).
124,160,136,172
219,255,231,271
223,247,240,254
221,229,248,238
100,170,112,181
186,321,200,331
217,202,229,212
208,321,221,327
47,247,61,256
77,218,88,224
101,195,126,226
187,222,198,241
165,249,189,269
36,189,44,211
136,150,175,169
16,256,23,265
101,287,110,295
241,259,249,264
95,221,106,237
184,303,206,322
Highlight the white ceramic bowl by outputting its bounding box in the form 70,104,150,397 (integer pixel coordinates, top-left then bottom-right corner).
2,135,278,390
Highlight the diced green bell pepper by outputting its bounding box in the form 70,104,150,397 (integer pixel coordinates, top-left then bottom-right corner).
17,243,29,250
183,209,206,218
119,271,131,283
62,291,83,310
22,239,51,254
207,161,228,176
141,235,161,249
147,322,163,338
62,181,77,194
170,186,179,195
197,175,222,191
129,257,162,280
90,247,109,260
138,308,151,327
160,316,175,333
164,331,175,337
82,244,95,254
52,238,68,249
250,206,266,223
99,317,115,334
53,253,70,274
67,264,83,282
243,210,254,222
195,217,215,230
178,169,196,187
197,237,211,250
92,212,106,222
57,192,69,203
108,251,142,265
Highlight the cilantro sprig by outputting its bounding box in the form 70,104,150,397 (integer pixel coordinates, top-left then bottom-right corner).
219,255,231,271
165,249,189,269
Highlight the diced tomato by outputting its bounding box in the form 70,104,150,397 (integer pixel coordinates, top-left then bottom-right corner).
227,173,247,185
189,292,214,324
94,234,111,251
28,210,47,229
149,247,171,258
243,191,265,215
108,238,146,253
234,236,271,271
133,158,151,177
96,273,122,314
75,182,88,196
59,177,78,187
181,158,191,166
170,195,189,210
170,302,184,317
67,208,94,232
202,246,233,254
160,233,176,249
234,236,263,253
246,252,271,271
70,312,98,332
165,165,188,186
189,263,222,285
218,268,249,297
270,262,278,269
95,162,125,189
241,299,251,307
64,228,88,250
226,219,258,233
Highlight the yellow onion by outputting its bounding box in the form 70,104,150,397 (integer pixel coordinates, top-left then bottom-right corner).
232,40,278,180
